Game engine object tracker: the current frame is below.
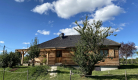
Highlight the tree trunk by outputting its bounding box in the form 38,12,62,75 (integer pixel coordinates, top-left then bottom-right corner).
32,58,35,67
126,54,127,65
85,65,94,76
126,57,127,65
131,55,133,64
86,70,92,76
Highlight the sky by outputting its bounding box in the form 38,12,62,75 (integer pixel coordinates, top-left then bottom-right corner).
0,0,138,59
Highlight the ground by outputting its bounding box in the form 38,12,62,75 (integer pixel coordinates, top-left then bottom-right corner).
0,64,138,80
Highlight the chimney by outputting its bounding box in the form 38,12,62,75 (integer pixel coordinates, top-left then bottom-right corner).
59,33,64,39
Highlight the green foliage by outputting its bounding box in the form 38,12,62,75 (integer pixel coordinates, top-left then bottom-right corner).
0,65,50,80
135,51,138,56
8,52,21,67
0,52,20,68
72,16,117,75
42,58,47,64
28,37,40,66
24,55,30,63
42,55,46,57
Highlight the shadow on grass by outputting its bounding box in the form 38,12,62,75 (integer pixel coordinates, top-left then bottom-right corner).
48,70,69,74
60,65,77,70
119,65,138,69
86,75,138,80
13,66,28,68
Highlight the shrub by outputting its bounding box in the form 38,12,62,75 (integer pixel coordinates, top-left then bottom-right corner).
42,58,47,64
0,52,20,68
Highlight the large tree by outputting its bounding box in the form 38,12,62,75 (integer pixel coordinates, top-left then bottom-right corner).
28,37,40,66
72,16,118,76
119,42,137,65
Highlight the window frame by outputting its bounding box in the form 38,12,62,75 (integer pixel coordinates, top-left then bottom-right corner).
99,49,109,57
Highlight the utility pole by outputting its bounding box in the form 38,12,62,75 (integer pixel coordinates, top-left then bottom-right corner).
3,45,5,80
3,45,5,55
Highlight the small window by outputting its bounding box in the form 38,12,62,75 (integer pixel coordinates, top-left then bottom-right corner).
104,50,108,55
100,50,103,55
99,49,108,57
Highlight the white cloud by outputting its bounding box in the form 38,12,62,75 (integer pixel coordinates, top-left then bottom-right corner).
132,3,137,7
35,33,38,35
91,4,125,22
31,0,125,22
54,25,120,36
119,23,126,26
135,46,138,49
31,0,114,19
23,42,30,44
53,0,113,19
39,0,44,3
37,30,50,35
0,50,3,52
22,47,29,49
109,21,116,26
48,20,54,24
31,2,54,14
121,0,126,3
71,4,125,25
117,23,127,30
54,26,80,35
0,41,4,44
15,0,24,2
53,32,60,35
117,0,126,5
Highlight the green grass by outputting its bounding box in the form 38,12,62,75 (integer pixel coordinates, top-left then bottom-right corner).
49,64,138,80
0,65,50,80
0,64,138,80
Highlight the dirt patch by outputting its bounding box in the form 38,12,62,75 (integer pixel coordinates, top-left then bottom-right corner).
9,68,18,72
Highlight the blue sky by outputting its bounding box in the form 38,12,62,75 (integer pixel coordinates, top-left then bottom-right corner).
0,0,138,59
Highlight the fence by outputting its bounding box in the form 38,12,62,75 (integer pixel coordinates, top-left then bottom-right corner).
0,69,29,80
69,70,138,80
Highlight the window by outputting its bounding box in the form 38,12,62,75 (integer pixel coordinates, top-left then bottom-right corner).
99,49,108,57
56,50,62,57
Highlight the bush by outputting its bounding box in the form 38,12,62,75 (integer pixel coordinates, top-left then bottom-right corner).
42,58,47,64
24,55,30,63
29,65,50,78
0,52,20,68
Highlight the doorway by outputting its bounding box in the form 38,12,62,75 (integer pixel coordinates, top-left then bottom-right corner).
56,50,62,63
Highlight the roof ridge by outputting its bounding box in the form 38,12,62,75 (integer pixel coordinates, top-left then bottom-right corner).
38,37,59,46
106,38,120,44
65,35,80,36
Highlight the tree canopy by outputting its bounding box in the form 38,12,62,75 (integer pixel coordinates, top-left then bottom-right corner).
28,37,40,66
119,42,137,65
71,16,118,75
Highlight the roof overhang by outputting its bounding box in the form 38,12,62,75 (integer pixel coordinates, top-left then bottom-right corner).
15,44,121,52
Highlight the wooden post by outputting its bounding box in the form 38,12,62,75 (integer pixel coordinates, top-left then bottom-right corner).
27,70,28,80
125,70,127,80
47,52,49,65
70,70,72,80
3,68,5,80
21,51,24,65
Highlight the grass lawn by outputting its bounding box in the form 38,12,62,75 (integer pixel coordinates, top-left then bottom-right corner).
0,65,50,80
0,64,138,80
49,64,138,80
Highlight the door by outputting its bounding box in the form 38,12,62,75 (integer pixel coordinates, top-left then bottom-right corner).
56,50,62,63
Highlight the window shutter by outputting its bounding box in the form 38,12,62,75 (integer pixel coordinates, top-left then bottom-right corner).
109,49,114,57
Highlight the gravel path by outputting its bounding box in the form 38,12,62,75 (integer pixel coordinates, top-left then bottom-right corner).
49,66,57,78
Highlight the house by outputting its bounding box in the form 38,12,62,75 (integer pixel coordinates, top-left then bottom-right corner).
15,33,121,71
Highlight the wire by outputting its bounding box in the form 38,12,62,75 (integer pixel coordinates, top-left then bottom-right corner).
5,46,14,50
0,45,15,50
0,45,4,47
